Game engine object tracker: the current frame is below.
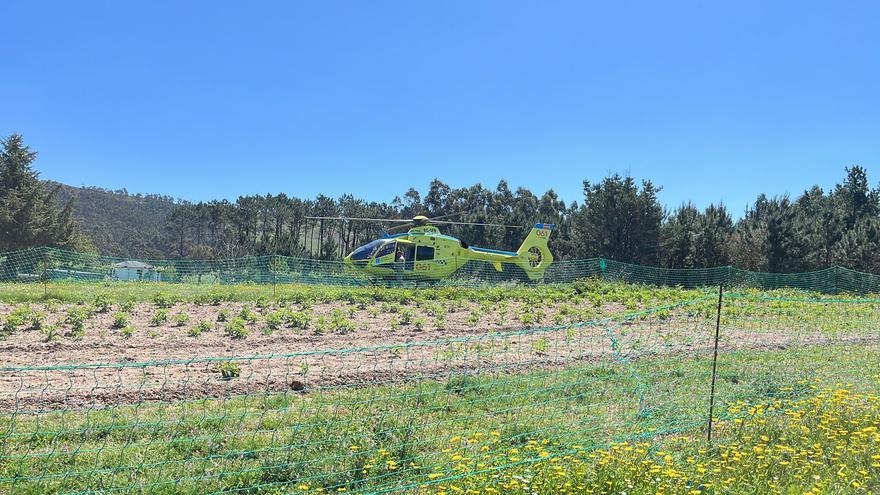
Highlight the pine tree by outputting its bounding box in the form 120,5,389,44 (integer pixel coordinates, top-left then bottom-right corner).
0,134,85,251
574,175,663,264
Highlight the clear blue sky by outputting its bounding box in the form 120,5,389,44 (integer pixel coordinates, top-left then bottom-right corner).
2,1,878,215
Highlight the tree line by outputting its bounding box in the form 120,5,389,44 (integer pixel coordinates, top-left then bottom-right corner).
3,133,880,273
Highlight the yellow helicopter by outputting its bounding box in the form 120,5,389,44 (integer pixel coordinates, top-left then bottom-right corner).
308,215,555,281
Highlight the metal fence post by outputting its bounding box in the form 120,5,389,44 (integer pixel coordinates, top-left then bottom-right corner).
707,283,724,442
272,255,277,298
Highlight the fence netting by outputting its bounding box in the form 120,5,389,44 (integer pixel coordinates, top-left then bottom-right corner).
5,247,880,294
1,293,878,494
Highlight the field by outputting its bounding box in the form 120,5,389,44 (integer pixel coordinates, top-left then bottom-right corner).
1,280,880,494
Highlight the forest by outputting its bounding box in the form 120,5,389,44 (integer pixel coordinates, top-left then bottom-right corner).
3,133,880,273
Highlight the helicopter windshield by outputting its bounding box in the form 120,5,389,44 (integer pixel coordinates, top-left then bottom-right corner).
349,240,384,261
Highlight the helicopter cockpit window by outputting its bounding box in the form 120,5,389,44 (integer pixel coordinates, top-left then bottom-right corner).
374,241,396,259
416,246,435,260
350,240,383,261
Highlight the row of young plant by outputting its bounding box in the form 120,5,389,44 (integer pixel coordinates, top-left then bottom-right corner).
1,293,597,344
4,279,879,343
1,278,707,309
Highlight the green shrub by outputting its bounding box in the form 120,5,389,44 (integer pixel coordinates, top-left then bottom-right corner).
224,317,249,339
65,307,91,338
264,311,283,331
173,313,190,327
92,294,112,313
112,312,129,329
188,320,211,337
239,305,259,323
330,309,355,334
413,317,427,331
284,309,311,330
28,311,46,330
466,308,482,327
120,325,136,339
119,300,136,313
150,309,169,326
3,315,25,336
152,293,175,309
40,324,61,342
215,361,241,379
313,316,328,335
217,309,230,322
399,307,415,325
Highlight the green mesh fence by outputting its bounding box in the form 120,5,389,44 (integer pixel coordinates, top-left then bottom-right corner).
4,246,880,293
1,293,879,494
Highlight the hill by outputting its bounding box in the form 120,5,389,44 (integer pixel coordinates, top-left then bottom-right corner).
49,182,182,258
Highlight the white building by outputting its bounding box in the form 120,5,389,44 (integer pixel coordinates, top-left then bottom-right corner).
111,261,161,281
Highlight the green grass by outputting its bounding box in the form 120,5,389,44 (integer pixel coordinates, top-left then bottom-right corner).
1,342,876,495
3,282,880,494
0,279,710,307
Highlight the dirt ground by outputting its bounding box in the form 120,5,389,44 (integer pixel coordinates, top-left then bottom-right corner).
1,299,875,411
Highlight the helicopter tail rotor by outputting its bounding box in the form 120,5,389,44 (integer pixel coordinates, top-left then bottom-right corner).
515,223,555,280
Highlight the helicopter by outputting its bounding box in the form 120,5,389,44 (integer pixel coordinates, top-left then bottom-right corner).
306,215,555,281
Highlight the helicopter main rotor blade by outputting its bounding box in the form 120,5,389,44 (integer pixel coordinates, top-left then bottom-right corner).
304,216,412,223
430,212,466,221
431,220,523,228
386,223,415,232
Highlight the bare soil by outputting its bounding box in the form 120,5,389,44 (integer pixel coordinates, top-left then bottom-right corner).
1,300,874,411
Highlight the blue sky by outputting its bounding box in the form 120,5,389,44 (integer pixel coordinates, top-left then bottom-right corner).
2,1,878,215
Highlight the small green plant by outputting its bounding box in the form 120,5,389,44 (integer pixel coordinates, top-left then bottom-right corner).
216,361,241,379
119,300,136,313
69,324,86,340
366,306,380,318
92,294,112,313
239,305,259,323
217,309,230,322
330,309,356,334
285,309,311,331
518,307,543,326
188,320,211,337
150,309,169,326
173,313,190,327
65,307,91,338
112,312,129,329
264,311,283,331
152,293,175,309
390,316,401,332
40,324,61,342
413,317,427,331
313,315,328,335
531,337,549,355
466,308,482,327
553,312,567,325
224,317,249,339
434,313,447,329
399,307,415,325
120,324,136,339
28,311,46,330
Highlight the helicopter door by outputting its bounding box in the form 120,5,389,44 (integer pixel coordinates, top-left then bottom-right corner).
402,244,415,270
414,245,435,274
